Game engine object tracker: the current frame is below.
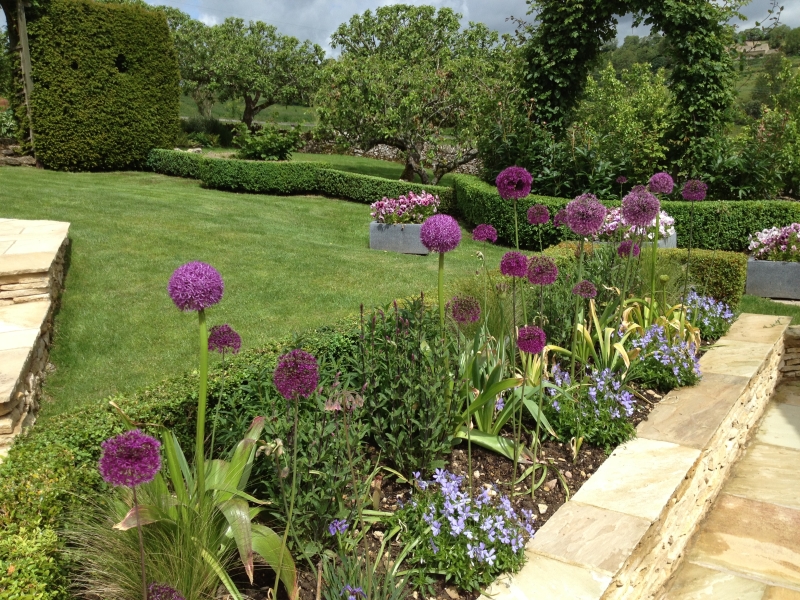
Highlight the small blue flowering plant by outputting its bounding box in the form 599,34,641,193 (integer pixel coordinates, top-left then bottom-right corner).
631,323,701,393
389,469,535,593
685,291,735,341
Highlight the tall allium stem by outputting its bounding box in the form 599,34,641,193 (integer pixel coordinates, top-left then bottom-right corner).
569,239,585,380
196,308,208,496
274,398,300,600
681,201,696,322
132,486,147,600
209,350,225,460
438,252,445,332
531,349,545,500
650,212,660,318
513,199,520,251
513,352,525,500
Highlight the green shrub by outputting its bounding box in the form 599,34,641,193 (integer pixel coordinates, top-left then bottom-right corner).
28,0,180,170
182,116,236,147
236,124,302,161
0,525,67,600
454,174,800,252
659,248,748,307
147,149,455,210
146,148,207,179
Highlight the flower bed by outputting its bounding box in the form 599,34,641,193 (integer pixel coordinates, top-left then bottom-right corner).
1,168,745,600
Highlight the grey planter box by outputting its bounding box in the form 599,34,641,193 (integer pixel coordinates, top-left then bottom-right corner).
369,222,429,255
746,257,800,300
659,232,677,249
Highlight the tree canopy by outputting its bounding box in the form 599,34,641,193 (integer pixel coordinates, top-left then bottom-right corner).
316,4,503,184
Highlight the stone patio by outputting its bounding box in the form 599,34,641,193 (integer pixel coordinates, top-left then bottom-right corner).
0,218,70,456
661,378,800,598
481,314,792,600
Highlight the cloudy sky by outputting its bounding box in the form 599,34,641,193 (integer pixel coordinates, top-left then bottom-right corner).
3,0,799,52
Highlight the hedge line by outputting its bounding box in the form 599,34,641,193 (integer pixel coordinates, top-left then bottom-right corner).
29,0,179,170
146,149,456,213
453,175,800,253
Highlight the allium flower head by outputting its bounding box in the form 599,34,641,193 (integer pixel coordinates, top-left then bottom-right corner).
565,194,607,237
648,172,674,195
617,240,640,258
622,185,660,228
472,224,498,243
527,204,550,225
208,324,241,354
681,179,708,202
572,280,597,299
616,176,628,184
420,214,461,253
148,584,185,600
517,325,546,355
496,166,532,200
168,261,224,312
98,430,161,487
500,252,528,278
553,209,568,228
273,349,319,400
448,295,481,324
526,255,558,286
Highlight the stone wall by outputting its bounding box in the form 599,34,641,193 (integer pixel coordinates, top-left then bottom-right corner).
0,238,67,306
780,326,800,379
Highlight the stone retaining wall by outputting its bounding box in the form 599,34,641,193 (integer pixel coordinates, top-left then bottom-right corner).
780,326,800,378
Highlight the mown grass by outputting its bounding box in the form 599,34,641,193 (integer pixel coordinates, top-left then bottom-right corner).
0,167,505,417
180,96,317,125
739,294,800,324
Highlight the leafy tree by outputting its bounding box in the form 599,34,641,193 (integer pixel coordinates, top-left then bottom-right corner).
0,25,10,100
785,27,800,56
315,4,502,185
768,24,792,49
211,18,323,128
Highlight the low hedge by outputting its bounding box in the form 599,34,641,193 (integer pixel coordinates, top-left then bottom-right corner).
453,175,800,253
146,149,456,213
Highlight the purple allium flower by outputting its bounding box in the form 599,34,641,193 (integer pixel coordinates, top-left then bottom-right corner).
648,172,674,195
448,295,481,324
208,324,241,354
681,179,708,202
341,586,365,600
616,176,628,184
328,519,348,536
420,214,461,253
564,194,607,237
526,255,558,286
148,584,185,600
517,325,546,355
472,223,498,243
98,430,161,488
527,204,550,225
622,185,660,228
273,349,319,400
617,240,641,258
500,252,528,278
572,280,597,299
496,166,533,200
167,261,224,312
553,209,568,228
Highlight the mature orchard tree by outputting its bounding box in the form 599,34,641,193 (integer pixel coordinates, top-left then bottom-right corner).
211,18,323,128
316,4,502,185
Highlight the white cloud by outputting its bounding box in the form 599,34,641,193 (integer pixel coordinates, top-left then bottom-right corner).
198,13,220,26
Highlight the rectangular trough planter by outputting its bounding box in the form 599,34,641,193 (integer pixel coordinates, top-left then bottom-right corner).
746,257,800,300
369,222,429,255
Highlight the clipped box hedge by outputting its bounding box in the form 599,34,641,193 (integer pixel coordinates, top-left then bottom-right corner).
146,149,456,213
453,175,800,253
29,0,180,171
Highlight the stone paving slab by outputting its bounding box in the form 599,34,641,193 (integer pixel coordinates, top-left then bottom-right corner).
774,383,800,407
724,314,793,346
0,347,30,405
755,403,800,451
528,501,651,575
699,340,777,379
0,252,60,276
637,372,750,449
486,554,612,600
664,562,768,599
724,442,800,511
763,587,800,599
571,437,700,522
688,494,800,589
0,302,50,333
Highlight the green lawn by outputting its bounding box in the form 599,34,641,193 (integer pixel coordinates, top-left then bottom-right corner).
0,167,505,417
739,294,800,324
180,96,317,125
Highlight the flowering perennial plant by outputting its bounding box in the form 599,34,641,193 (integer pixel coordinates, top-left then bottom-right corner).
526,255,558,286
596,207,675,241
632,324,701,392
748,224,800,263
369,192,440,225
98,430,161,488
685,291,735,341
208,324,242,354
472,224,498,243
392,470,535,592
572,280,597,299
328,519,349,536
500,252,528,278
526,204,550,225
448,295,481,324
621,186,661,228
420,214,461,254
617,240,640,258
517,325,546,355
495,166,532,200
681,179,708,201
167,261,224,312
564,193,607,237
147,584,185,600
273,349,319,400
648,172,674,195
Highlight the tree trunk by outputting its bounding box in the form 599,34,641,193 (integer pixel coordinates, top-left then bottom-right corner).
242,96,258,130
191,84,215,119
399,162,415,182
405,146,430,185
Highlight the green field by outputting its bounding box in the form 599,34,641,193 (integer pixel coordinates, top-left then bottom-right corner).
180,95,317,125
0,167,505,417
